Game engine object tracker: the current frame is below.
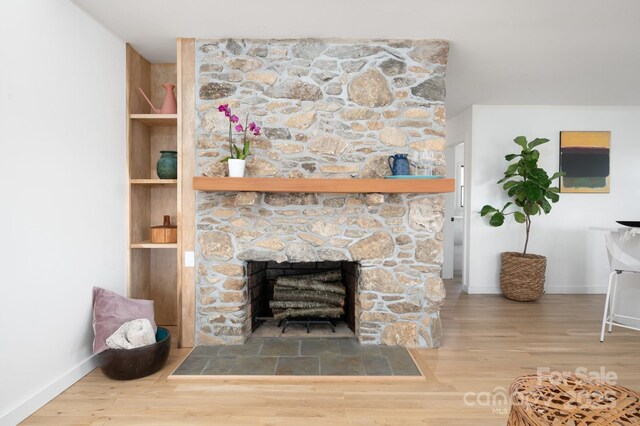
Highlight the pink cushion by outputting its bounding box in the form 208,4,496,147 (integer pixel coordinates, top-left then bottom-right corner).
92,287,156,353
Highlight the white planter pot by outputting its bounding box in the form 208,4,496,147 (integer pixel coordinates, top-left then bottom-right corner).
228,159,246,177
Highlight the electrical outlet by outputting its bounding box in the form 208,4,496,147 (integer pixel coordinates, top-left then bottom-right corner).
184,251,195,267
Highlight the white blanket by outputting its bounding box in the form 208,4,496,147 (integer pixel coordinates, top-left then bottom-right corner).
106,318,156,350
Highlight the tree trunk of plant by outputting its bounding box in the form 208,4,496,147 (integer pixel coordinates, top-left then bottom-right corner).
523,214,531,255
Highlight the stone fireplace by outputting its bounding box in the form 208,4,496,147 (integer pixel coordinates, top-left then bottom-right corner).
195,38,449,347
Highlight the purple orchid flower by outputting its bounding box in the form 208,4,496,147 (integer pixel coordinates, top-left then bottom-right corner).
230,114,239,123
217,104,231,117
248,122,261,136
235,124,244,132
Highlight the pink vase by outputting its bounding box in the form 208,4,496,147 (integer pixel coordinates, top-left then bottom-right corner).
137,83,177,114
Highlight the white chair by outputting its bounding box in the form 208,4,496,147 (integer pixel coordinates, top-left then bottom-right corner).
600,230,640,342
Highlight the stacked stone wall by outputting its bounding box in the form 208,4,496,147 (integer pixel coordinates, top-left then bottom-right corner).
195,39,449,347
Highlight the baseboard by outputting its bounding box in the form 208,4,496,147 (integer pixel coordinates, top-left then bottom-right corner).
545,286,607,294
466,286,500,294
1,355,97,426
466,286,607,295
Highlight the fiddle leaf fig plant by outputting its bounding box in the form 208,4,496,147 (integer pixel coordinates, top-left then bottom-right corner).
480,136,564,255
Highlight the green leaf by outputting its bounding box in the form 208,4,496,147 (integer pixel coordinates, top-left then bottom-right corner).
243,140,250,157
489,212,505,227
514,212,526,223
533,168,549,180
514,136,528,149
220,156,231,163
528,138,549,149
505,154,518,161
524,182,543,201
480,205,497,216
233,144,241,158
502,180,519,190
505,163,519,176
500,201,513,212
546,191,559,203
539,198,552,214
549,171,563,180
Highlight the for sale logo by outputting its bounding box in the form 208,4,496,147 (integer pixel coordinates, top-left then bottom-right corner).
462,367,619,415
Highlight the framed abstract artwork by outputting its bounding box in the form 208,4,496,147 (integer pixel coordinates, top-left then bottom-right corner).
559,131,610,193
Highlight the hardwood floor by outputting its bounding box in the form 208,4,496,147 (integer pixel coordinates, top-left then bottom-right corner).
23,280,640,425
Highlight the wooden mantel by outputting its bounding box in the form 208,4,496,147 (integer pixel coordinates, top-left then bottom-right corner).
193,177,454,194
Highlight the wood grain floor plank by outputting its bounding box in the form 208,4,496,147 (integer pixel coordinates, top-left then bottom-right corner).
22,279,640,425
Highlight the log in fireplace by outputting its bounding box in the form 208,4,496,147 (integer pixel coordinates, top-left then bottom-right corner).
247,261,358,334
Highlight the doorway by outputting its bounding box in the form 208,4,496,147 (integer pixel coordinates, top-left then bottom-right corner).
443,142,465,287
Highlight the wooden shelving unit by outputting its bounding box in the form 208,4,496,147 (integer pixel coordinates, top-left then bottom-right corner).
193,177,455,194
126,44,179,328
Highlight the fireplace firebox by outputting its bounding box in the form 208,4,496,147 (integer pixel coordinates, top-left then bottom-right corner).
246,261,359,334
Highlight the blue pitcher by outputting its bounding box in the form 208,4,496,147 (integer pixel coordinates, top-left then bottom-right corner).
388,154,410,176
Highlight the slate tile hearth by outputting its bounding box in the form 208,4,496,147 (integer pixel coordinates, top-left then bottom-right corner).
172,337,422,377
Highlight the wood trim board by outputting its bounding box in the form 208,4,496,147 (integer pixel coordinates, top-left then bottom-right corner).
193,177,455,194
178,38,196,348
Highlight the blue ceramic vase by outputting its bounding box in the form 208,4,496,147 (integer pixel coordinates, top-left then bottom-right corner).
157,151,177,179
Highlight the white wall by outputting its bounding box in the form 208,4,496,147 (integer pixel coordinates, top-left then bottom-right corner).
0,1,125,424
444,108,472,289
468,106,640,294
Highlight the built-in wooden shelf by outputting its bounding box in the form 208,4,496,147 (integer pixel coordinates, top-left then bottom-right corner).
130,114,177,127
193,177,455,194
131,179,178,186
130,241,178,249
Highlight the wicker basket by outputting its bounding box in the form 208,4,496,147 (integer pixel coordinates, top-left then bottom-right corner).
500,252,546,302
508,374,640,425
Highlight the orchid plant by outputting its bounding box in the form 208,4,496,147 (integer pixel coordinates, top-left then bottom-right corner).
217,104,261,161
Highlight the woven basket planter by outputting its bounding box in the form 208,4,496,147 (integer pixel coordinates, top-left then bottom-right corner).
500,252,547,302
